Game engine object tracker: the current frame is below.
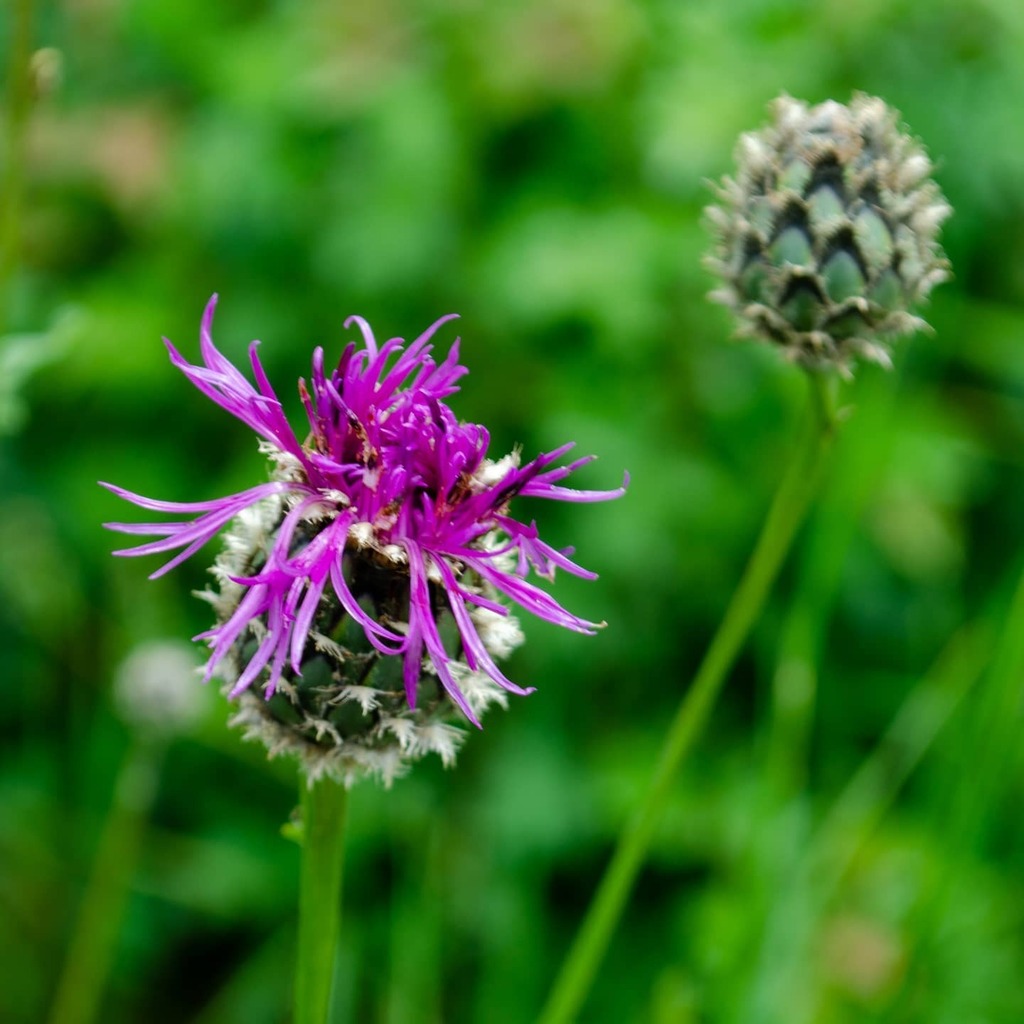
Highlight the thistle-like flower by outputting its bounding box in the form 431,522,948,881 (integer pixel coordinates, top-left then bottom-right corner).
103,298,625,785
705,93,950,371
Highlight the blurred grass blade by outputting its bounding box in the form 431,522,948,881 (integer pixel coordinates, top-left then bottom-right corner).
891,560,1024,1012
808,620,994,892
746,613,996,1023
47,740,165,1024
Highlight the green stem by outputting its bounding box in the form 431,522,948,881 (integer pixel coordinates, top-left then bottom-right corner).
48,739,164,1024
294,776,349,1024
1,0,35,336
537,372,839,1024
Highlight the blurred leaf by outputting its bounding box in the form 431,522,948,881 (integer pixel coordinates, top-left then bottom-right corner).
0,306,79,434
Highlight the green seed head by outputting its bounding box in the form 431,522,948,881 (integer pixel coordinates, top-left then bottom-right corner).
706,94,951,372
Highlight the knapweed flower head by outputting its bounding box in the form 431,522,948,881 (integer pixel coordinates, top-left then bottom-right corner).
705,93,950,372
103,298,625,785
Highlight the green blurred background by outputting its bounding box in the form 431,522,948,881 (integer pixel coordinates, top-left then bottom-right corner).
4,0,1024,1021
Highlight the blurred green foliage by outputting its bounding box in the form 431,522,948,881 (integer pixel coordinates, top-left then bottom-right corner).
3,0,1024,1021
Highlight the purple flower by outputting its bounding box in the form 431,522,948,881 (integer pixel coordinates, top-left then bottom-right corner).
103,297,624,766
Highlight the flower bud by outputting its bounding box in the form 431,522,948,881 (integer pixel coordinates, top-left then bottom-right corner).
706,93,950,371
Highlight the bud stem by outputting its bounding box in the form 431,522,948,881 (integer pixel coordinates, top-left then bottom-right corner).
538,372,839,1024
0,0,35,336
294,776,349,1024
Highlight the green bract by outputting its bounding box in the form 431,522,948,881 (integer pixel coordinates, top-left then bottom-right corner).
706,93,950,371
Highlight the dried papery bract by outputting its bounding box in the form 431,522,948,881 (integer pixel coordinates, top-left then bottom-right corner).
706,93,950,372
103,299,626,786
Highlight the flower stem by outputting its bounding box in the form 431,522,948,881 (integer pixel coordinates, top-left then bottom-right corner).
48,739,164,1024
0,0,35,335
538,372,839,1024
294,776,349,1024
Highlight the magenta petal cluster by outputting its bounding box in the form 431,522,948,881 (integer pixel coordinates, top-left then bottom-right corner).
103,296,626,726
